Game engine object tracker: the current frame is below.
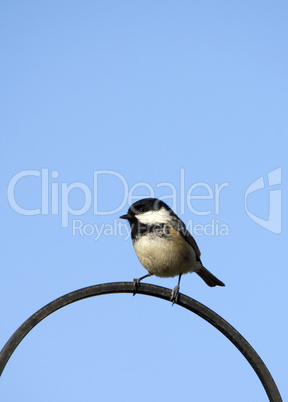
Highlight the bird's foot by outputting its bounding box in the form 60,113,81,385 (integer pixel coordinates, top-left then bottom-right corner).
170,285,180,305
133,278,140,296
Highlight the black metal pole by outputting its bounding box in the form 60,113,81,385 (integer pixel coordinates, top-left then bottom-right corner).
0,282,282,401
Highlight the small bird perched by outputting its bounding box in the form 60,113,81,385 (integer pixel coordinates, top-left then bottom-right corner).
120,198,225,304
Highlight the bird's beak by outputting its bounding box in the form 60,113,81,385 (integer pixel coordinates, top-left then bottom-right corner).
120,214,131,220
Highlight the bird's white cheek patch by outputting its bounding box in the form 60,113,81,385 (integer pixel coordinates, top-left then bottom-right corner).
136,208,171,224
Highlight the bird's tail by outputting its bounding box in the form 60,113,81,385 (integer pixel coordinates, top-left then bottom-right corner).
197,266,225,287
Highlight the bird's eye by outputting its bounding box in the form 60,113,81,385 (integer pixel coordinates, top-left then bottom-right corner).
138,207,144,213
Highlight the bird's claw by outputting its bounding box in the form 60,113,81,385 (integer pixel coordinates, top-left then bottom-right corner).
170,285,180,305
133,278,140,296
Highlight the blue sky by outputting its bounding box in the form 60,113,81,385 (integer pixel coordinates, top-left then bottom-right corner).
0,1,287,401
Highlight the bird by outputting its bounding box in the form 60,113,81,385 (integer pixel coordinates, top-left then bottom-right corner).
120,198,225,304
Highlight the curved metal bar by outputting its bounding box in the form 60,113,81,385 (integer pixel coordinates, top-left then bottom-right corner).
0,282,282,401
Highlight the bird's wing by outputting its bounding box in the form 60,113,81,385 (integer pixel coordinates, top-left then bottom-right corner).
171,217,201,260
184,230,201,261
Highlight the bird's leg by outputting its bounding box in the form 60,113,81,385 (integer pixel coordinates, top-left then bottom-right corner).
170,274,182,305
133,273,153,296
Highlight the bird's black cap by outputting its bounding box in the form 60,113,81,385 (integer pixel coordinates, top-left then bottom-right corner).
120,198,171,220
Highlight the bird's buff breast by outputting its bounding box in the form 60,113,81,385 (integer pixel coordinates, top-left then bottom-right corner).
133,230,197,278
